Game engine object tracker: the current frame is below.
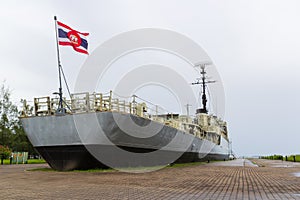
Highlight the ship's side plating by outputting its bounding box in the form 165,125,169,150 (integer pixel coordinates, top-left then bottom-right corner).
21,111,229,171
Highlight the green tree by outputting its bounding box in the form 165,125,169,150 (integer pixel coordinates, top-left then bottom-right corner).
11,121,36,155
0,83,36,162
0,83,18,148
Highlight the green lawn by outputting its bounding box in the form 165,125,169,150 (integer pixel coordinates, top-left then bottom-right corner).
2,159,10,165
27,159,46,164
0,159,46,165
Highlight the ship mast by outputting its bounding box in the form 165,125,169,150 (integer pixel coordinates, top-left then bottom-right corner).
54,16,65,114
192,62,215,114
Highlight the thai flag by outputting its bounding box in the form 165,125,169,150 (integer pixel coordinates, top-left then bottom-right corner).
57,21,89,55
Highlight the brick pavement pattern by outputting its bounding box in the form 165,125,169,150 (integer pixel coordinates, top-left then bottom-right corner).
0,159,299,200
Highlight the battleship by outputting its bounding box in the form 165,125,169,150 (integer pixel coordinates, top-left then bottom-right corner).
20,64,230,171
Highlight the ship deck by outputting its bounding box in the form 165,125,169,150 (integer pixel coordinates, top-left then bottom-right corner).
1,159,300,199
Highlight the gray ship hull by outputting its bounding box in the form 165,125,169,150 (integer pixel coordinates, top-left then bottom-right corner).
21,111,229,171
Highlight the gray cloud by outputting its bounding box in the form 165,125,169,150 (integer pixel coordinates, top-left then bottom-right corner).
1,0,299,156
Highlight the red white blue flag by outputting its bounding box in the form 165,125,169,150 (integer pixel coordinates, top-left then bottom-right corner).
57,21,89,55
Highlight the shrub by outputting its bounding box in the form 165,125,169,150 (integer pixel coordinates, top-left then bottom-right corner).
0,145,11,159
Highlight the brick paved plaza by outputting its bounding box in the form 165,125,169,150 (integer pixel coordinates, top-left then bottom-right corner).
0,159,299,199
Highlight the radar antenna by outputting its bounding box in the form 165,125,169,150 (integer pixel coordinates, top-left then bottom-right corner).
192,62,216,114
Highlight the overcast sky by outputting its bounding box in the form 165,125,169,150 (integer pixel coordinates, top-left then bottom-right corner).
1,0,300,156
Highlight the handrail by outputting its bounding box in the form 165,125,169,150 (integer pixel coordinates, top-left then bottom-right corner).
22,90,228,144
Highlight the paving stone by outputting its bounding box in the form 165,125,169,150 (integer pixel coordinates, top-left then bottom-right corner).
0,159,300,199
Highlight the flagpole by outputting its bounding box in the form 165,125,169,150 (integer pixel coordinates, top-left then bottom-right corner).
54,16,64,113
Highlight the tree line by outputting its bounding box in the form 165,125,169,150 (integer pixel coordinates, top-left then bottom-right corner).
0,83,36,163
260,154,300,162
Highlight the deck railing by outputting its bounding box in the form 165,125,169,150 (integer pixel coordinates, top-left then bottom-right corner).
22,91,227,144
27,91,139,117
